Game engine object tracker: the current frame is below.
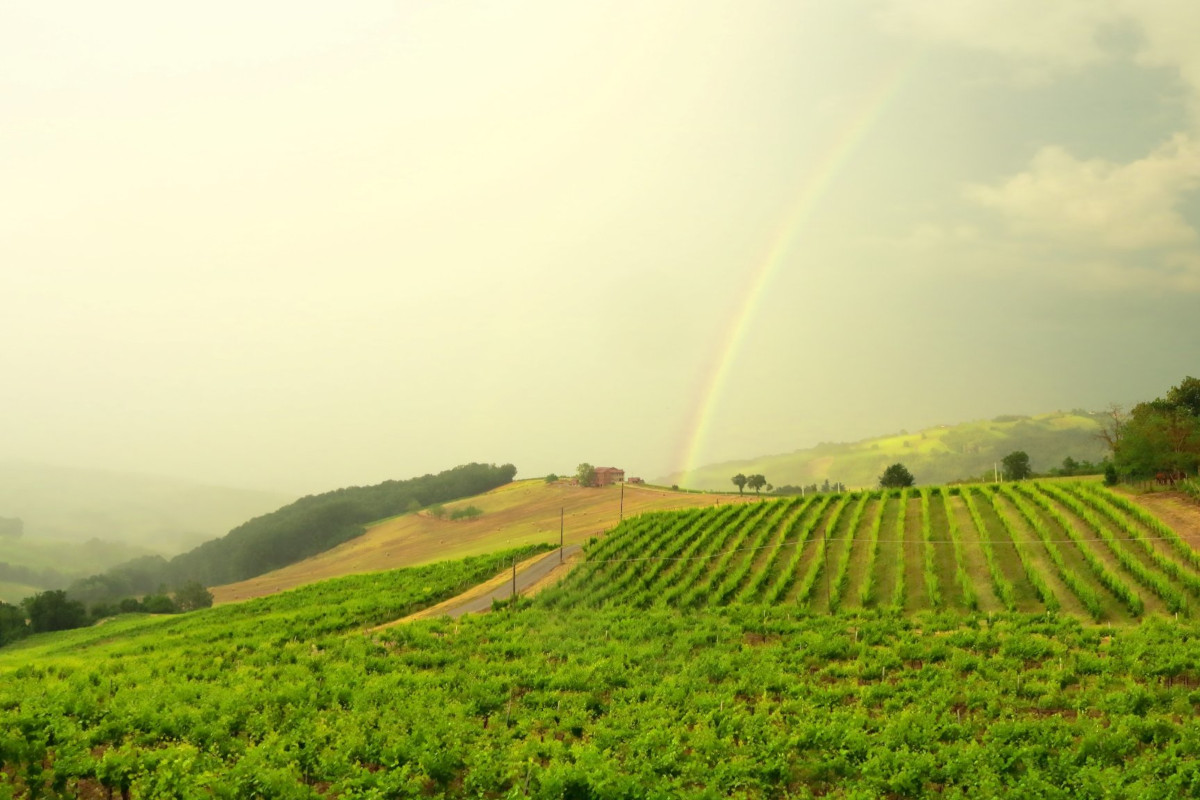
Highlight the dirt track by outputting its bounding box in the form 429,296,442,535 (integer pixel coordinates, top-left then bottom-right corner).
370,546,581,630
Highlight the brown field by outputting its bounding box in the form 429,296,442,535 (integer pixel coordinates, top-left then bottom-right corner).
212,480,761,604
1131,490,1200,550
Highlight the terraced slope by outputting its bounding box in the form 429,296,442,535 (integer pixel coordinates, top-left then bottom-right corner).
545,482,1200,621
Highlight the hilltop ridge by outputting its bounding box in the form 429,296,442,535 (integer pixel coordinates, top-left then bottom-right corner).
664,411,1109,490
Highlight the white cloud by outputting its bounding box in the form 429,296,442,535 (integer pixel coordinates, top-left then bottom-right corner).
886,1,1200,289
966,134,1200,250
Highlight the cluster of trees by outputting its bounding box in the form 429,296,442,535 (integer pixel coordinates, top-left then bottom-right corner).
730,473,770,494
1104,377,1200,480
889,451,1050,488
0,582,215,646
69,463,518,605
1046,455,1105,477
771,479,846,495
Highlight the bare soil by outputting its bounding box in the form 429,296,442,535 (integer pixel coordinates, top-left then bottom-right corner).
1130,492,1200,551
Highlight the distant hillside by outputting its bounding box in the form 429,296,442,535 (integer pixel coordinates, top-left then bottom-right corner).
69,462,522,605
663,411,1110,490
0,461,295,553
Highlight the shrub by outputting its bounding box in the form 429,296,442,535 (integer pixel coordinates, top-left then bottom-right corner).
450,505,483,521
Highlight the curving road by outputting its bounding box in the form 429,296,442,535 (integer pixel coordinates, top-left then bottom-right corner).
442,545,581,618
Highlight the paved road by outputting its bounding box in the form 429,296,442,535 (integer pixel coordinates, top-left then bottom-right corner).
443,545,581,618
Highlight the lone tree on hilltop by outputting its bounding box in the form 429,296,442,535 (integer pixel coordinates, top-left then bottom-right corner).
879,463,915,488
731,473,747,494
747,474,767,495
577,463,597,488
1002,451,1033,481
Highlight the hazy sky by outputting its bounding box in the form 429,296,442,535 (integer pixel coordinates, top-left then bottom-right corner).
3,1,1199,493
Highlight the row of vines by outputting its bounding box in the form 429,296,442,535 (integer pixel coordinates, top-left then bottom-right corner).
546,482,1200,621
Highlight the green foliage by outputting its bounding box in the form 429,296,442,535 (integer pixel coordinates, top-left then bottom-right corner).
550,481,1200,623
69,463,519,604
731,473,747,493
142,593,178,614
9,597,1200,797
0,602,28,646
544,473,559,483
449,505,483,521
174,581,214,612
22,590,87,633
1110,377,1200,479
1001,450,1033,481
880,463,915,488
746,473,767,494
576,463,597,488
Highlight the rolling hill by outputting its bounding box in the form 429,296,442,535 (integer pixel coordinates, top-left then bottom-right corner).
212,479,759,603
663,411,1110,490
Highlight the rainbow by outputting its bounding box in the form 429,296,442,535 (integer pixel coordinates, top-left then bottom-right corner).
674,58,916,485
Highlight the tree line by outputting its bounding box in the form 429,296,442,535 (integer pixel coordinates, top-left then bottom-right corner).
67,462,518,606
0,581,216,647
1104,376,1200,481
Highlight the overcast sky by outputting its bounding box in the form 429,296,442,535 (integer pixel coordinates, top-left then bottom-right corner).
3,1,1199,493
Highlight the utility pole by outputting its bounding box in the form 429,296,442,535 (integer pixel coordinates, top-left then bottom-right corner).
559,507,564,563
994,462,999,483
511,559,517,605
619,481,625,522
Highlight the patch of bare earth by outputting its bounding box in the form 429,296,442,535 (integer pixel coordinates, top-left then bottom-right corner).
1129,491,1200,551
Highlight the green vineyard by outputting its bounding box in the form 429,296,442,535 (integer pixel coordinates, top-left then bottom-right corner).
545,482,1200,621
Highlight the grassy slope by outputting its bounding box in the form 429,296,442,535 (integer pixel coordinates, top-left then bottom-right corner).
211,480,760,604
664,411,1109,490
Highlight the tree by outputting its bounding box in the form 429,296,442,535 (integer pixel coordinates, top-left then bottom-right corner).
577,463,597,487
747,474,767,494
142,594,178,614
174,581,214,612
0,601,29,646
1001,451,1033,481
544,473,559,484
1109,378,1200,479
879,463,915,488
23,590,87,633
1166,376,1200,417
731,473,747,494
